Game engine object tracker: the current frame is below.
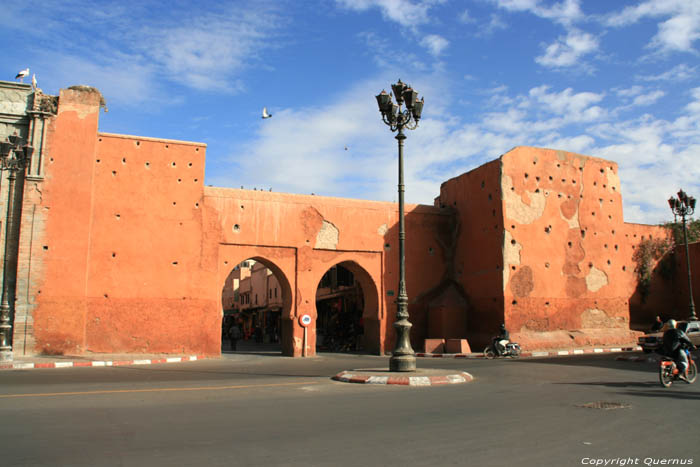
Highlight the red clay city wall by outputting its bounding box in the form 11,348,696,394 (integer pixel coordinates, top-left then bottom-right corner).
498,147,670,349
22,84,683,358
32,88,221,356
436,159,505,348
670,241,700,321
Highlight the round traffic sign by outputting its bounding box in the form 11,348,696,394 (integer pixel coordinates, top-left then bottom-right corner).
299,314,312,327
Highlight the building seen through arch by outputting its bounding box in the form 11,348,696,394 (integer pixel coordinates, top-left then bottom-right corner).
315,265,364,353
222,260,282,349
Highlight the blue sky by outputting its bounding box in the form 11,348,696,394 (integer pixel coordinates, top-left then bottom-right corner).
2,0,699,225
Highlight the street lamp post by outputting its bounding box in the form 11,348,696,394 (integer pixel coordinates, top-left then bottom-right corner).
375,80,424,372
0,133,33,361
668,189,698,322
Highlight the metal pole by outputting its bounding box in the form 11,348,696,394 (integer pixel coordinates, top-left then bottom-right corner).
0,171,17,361
389,127,416,372
682,214,697,320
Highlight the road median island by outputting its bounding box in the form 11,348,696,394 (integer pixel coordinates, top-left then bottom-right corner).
332,368,474,386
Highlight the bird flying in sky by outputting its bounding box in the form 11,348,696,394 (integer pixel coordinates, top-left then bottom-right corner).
261,107,272,119
15,68,29,82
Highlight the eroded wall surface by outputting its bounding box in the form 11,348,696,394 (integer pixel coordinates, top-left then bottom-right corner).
499,147,669,349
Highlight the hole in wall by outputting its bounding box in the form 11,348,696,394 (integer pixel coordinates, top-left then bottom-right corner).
172,261,178,265
122,158,126,164
145,162,150,168
96,159,101,163
136,141,140,146
233,224,240,232
43,245,48,250
512,300,517,305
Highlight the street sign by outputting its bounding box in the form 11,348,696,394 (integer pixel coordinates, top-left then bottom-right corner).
299,314,312,327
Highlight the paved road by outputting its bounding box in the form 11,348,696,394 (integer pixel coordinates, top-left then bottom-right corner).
0,352,697,467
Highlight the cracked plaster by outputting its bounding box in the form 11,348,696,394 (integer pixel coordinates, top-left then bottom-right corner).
315,220,339,250
503,175,546,225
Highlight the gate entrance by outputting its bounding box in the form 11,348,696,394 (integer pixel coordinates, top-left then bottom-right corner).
221,258,285,354
315,263,365,353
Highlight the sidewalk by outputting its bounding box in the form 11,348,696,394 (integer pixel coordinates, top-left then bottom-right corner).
0,353,208,370
0,344,646,371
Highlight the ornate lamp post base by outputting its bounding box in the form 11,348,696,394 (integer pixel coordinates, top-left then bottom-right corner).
390,354,416,372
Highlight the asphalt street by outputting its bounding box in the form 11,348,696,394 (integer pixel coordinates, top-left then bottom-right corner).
0,351,697,467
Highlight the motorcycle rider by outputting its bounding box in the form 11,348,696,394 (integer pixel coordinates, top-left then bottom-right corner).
494,324,510,356
662,319,695,381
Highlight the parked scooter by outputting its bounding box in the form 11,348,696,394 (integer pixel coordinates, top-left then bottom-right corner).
659,348,697,387
483,339,521,359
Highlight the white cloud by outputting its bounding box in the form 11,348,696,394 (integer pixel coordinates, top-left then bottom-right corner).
492,0,584,26
1,1,283,99
605,1,700,54
421,34,449,56
631,90,665,107
638,63,697,82
535,29,599,68
335,0,445,28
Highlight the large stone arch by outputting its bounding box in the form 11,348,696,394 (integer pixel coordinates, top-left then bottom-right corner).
303,252,383,355
217,244,297,355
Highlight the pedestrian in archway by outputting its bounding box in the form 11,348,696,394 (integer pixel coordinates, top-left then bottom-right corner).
229,323,241,351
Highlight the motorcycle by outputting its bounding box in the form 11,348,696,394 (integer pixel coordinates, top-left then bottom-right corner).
659,348,697,387
484,339,521,359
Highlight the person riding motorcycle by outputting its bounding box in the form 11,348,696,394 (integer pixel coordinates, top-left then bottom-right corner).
493,324,510,356
662,319,695,381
